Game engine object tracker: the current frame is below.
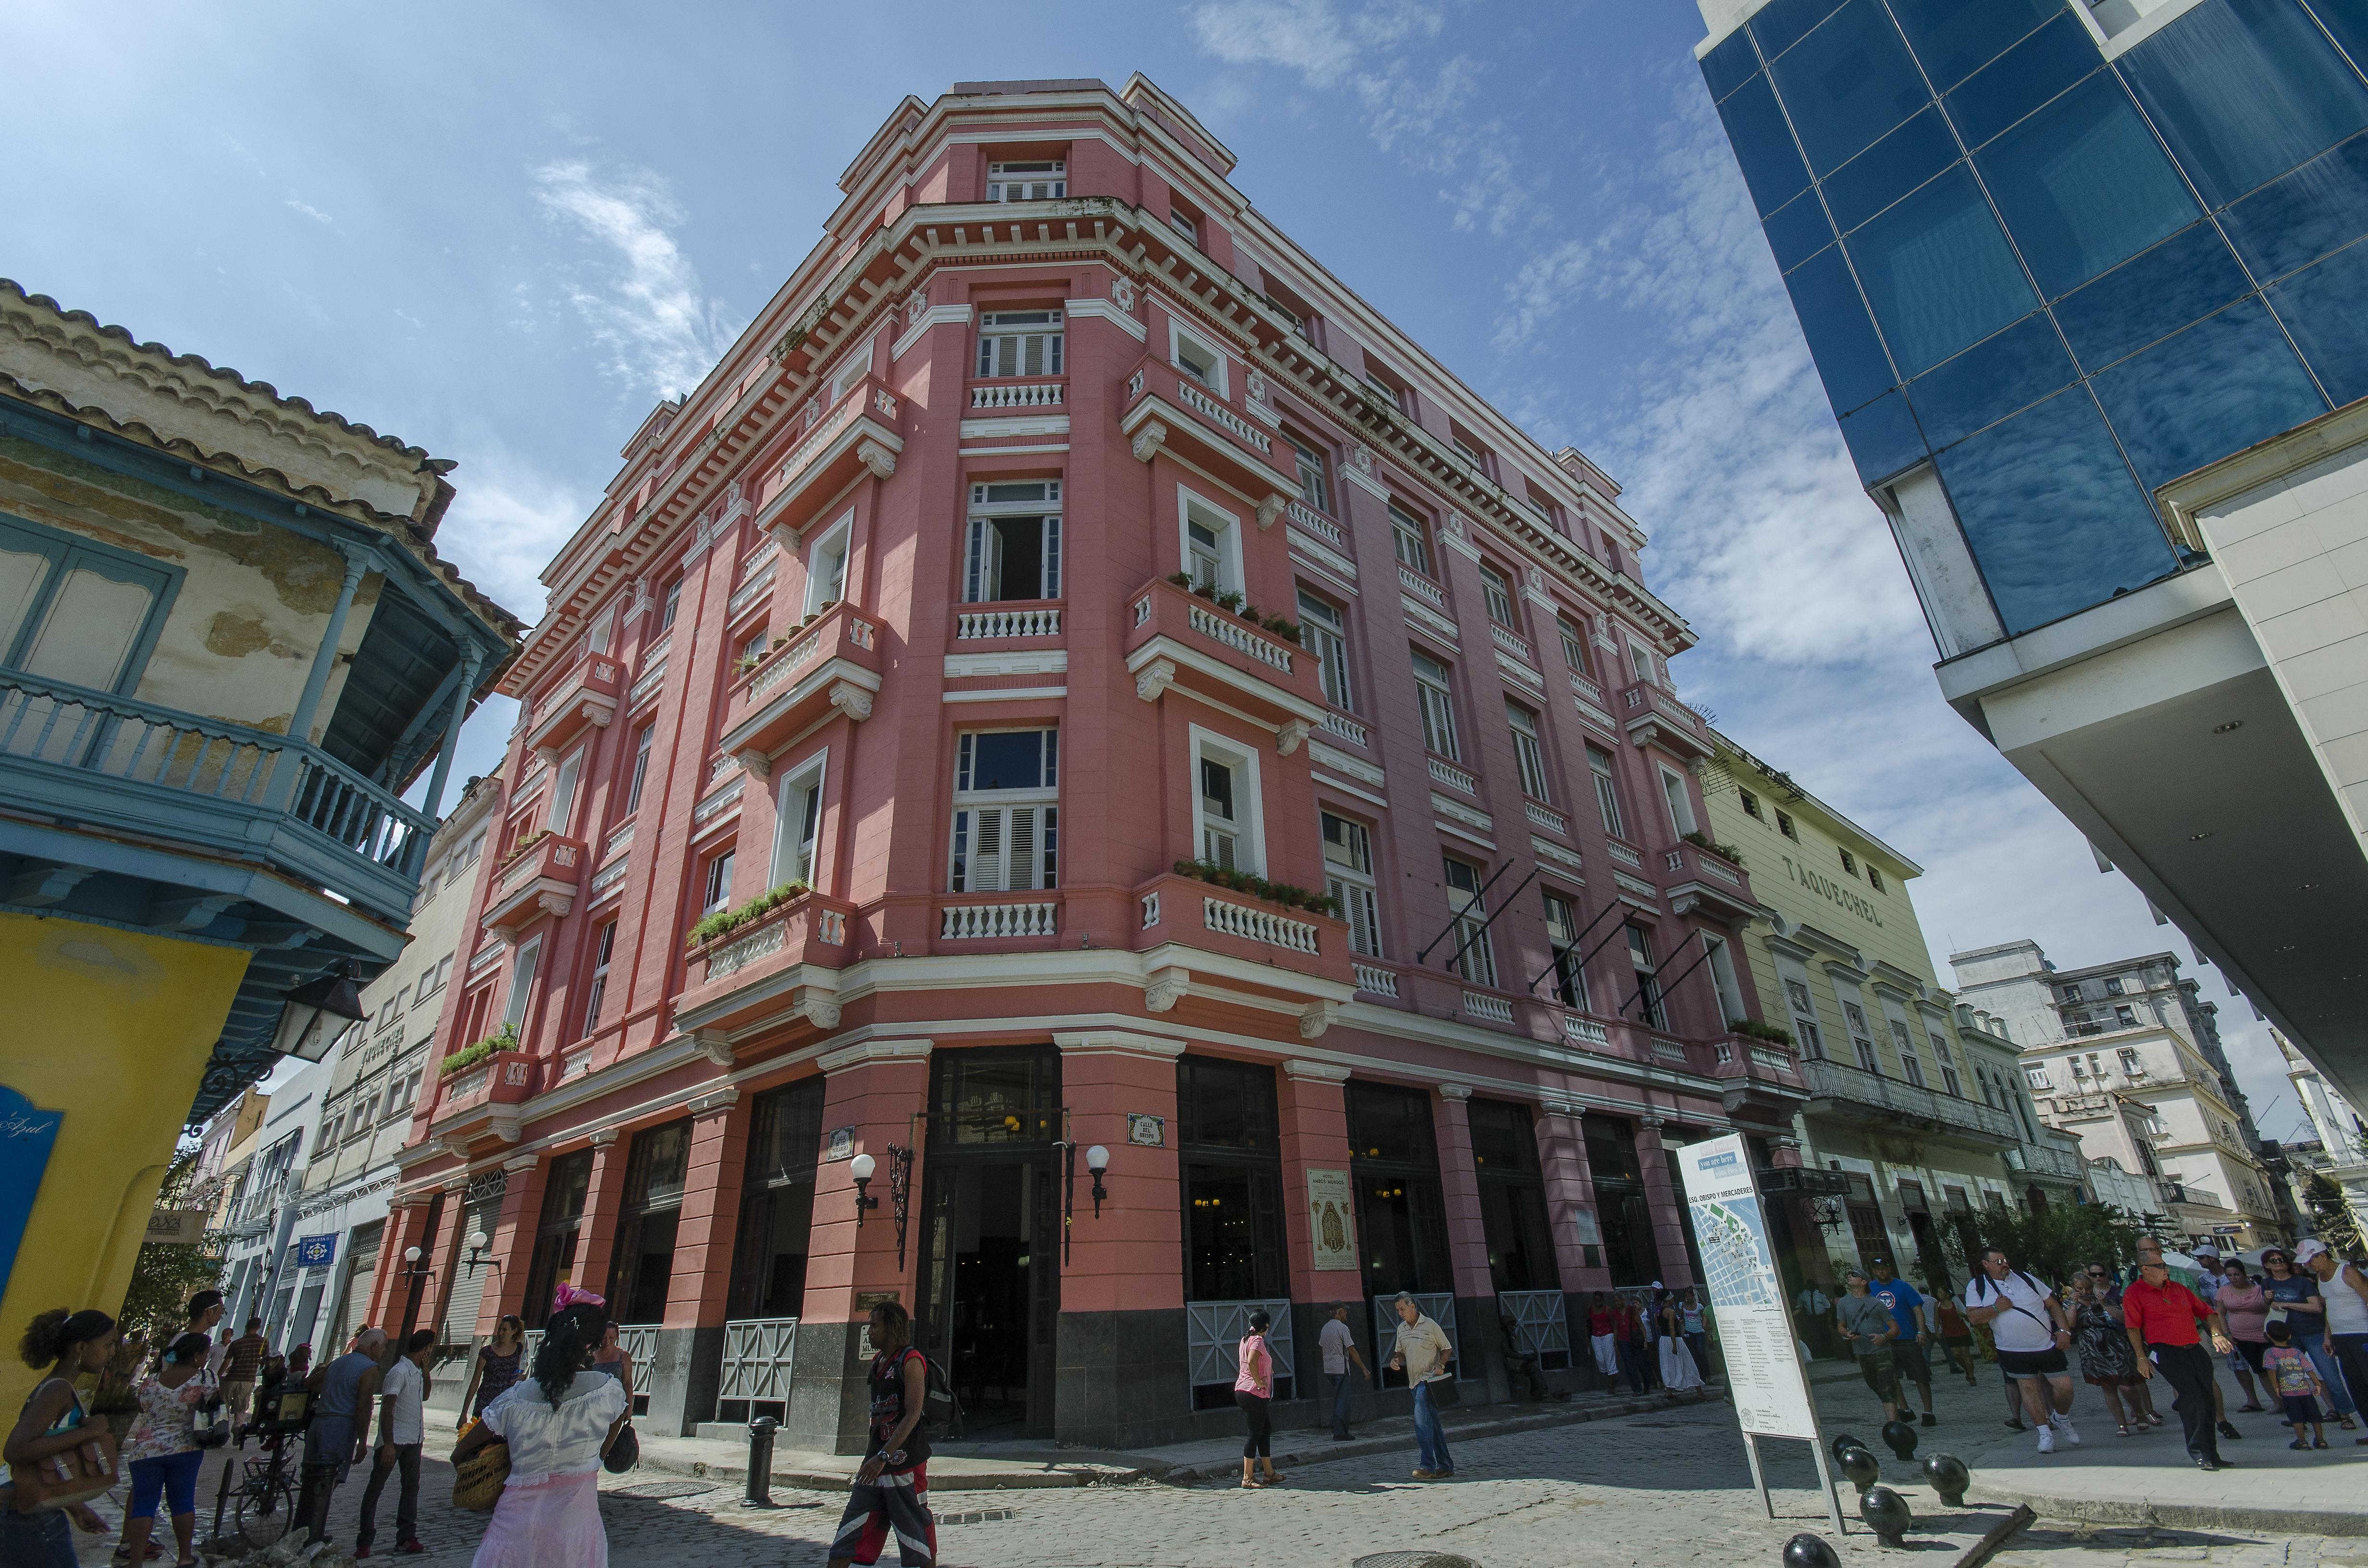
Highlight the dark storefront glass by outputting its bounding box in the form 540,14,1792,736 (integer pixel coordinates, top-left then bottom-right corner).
1178,1056,1287,1304
728,1078,825,1319
1582,1115,1662,1288
1468,1100,1559,1297
520,1150,592,1329
1348,1082,1452,1299
932,1046,1061,1144
607,1119,692,1324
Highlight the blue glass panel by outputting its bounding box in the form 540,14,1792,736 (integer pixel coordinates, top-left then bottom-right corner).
1944,13,2101,147
1846,166,2040,375
2268,241,2368,404
2052,222,2254,369
1838,390,1930,481
2221,131,2368,279
2090,298,2329,489
1977,75,2200,297
1768,0,1933,175
2304,0,2368,75
1750,0,1850,61
1908,313,2078,449
1934,387,2174,635
1765,190,1838,273
2121,0,2368,208
1891,0,2075,90
1824,109,1960,233
1783,245,1899,412
1702,30,1761,101
1719,75,1814,216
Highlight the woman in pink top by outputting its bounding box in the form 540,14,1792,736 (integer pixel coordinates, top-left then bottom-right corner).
1235,1309,1283,1489
2217,1260,2273,1411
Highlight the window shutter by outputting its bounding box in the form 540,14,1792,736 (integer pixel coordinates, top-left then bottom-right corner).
1330,877,1379,957
1041,514,1061,599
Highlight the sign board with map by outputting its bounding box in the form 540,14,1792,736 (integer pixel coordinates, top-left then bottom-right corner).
1676,1133,1843,1533
1305,1168,1358,1272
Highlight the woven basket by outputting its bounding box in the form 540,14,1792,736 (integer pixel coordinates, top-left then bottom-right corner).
450,1439,511,1513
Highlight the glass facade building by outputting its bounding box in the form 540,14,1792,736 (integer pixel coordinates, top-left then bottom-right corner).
1703,0,2368,642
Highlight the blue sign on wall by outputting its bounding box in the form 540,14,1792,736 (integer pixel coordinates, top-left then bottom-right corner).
0,1086,64,1305
295,1234,338,1269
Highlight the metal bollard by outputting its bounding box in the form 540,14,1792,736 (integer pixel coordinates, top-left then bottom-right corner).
744,1415,779,1508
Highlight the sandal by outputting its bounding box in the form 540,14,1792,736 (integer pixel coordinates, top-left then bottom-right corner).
2116,1423,2132,1436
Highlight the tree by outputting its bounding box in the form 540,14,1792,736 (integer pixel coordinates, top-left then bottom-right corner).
2305,1173,2363,1256
1953,1200,2145,1289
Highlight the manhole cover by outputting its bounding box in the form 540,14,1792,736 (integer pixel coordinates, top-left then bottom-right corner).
1352,1556,1485,1568
607,1480,716,1500
939,1507,1018,1525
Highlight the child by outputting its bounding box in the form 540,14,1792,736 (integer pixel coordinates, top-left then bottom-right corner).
2262,1321,2331,1450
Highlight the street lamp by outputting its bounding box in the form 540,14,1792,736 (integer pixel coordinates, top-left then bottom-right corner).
271,963,366,1062
464,1229,491,1275
1085,1145,1110,1216
850,1153,878,1227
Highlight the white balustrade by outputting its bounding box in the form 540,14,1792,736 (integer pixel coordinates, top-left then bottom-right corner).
1491,624,1534,662
1699,856,1742,887
1398,565,1447,607
1286,499,1343,545
1321,710,1369,747
1463,991,1516,1024
1651,1038,1689,1062
1186,603,1295,671
628,659,668,707
1203,897,1320,953
1606,839,1643,868
1571,672,1603,705
1354,963,1398,996
1428,756,1479,794
817,908,848,945
706,918,788,980
970,380,1065,408
726,567,775,620
1561,1015,1610,1047
1524,800,1567,834
1176,378,1271,452
956,606,1062,639
940,902,1059,939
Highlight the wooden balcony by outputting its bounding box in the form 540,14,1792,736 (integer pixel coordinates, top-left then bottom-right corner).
716,602,882,764
1124,578,1329,738
480,833,584,938
525,649,623,762
1117,351,1298,505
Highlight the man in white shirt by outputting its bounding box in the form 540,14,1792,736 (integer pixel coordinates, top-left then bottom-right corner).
1318,1304,1370,1441
1963,1245,2079,1454
357,1329,437,1556
1385,1294,1457,1480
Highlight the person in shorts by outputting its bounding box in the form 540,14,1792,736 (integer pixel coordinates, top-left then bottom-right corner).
2262,1321,2331,1450
1929,1283,1978,1384
1836,1269,1902,1422
1871,1259,1937,1427
1964,1246,2081,1453
828,1302,935,1568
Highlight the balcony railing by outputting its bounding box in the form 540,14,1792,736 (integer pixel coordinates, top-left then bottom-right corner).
969,380,1064,409
1172,377,1271,453
0,669,434,922
1463,991,1515,1024
1491,624,1534,663
1320,710,1369,747
1204,896,1320,954
1399,565,1448,609
1604,838,1643,868
1802,1057,2023,1143
955,604,1062,639
939,900,1059,940
1353,962,1398,996
1428,755,1479,794
1286,499,1343,546
1524,799,1567,835
1571,671,1604,706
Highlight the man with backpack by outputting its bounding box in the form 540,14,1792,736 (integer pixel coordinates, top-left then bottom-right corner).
829,1301,937,1568
1963,1247,2081,1454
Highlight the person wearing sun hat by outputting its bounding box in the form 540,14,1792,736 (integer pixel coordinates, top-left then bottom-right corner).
2297,1238,2368,1441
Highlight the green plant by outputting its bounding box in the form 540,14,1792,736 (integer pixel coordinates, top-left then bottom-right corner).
439,1022,519,1078
1264,614,1300,641
1216,589,1244,612
1947,1198,2146,1293
1167,572,1194,589
1682,830,1746,866
685,882,812,950
2305,1172,2363,1256
499,830,550,868
1192,581,1219,601
1170,859,1340,916
1239,603,1261,624
1728,1017,1793,1046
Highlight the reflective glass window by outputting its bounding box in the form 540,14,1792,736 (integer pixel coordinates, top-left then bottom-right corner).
1702,30,1761,100
2120,0,2368,208
1933,387,2172,634
1749,0,1851,60
2051,221,2254,370
1837,390,1929,481
1846,166,2040,375
1769,0,1933,175
2268,240,2368,405
1908,313,2078,450
1891,0,2076,90
1824,109,1961,232
2089,298,2329,488
1977,74,2199,297
2305,0,2368,75
1764,190,1838,272
1942,12,2101,148
2220,131,2368,280
1717,74,1813,216
1783,245,1899,411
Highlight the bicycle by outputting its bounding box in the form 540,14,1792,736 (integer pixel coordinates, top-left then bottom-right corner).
208,1386,311,1550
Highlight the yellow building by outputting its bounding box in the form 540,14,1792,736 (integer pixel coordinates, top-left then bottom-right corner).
1701,732,2086,1292
0,282,517,1411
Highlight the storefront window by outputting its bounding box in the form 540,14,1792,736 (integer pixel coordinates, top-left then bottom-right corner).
607,1119,692,1324
1582,1115,1662,1288
728,1078,826,1320
1348,1080,1452,1384
1177,1056,1286,1306
520,1150,592,1329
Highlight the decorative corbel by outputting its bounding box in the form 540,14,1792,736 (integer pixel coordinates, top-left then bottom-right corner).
1135,658,1177,703
588,1127,619,1149
734,747,772,780
1257,494,1286,531
1131,420,1168,464
827,682,875,722
437,1134,472,1160
1437,1082,1474,1102
1145,966,1190,1013
800,993,843,1030
1297,1000,1341,1040
488,1111,523,1144
1276,719,1311,757
856,439,897,480
694,1029,736,1069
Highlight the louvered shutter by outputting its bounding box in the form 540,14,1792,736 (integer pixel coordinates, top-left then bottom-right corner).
1330,880,1380,957
951,804,1056,892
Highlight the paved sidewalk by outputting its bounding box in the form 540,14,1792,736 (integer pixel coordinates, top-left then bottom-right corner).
1803,1349,2368,1536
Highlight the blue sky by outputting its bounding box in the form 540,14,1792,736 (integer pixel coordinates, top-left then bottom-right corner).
3,0,2302,1129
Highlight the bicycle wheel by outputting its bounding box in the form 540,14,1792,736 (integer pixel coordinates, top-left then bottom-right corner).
233,1471,298,1549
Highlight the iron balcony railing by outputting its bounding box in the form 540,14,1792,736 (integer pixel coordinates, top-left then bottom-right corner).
1800,1056,2023,1144
0,669,435,922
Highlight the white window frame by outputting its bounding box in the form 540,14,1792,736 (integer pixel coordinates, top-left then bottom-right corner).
1298,589,1352,711
1889,1017,1926,1087
1389,503,1433,577
625,722,656,814
1588,747,1623,838
966,482,1062,602
829,353,871,405
774,748,828,888
1168,318,1227,395
2024,1065,2053,1090
1292,441,1330,513
986,159,1066,201
545,747,586,836
1507,700,1551,802
1166,205,1200,246
502,936,542,1032
582,919,617,1036
1321,810,1381,958
805,511,852,614
1627,639,1658,687
1704,934,1747,1028
948,727,1060,892
1840,997,1882,1075
1412,650,1460,760
1480,563,1518,628
1178,487,1243,596
1931,1032,1963,1096
1660,766,1697,837
586,605,617,655
1557,616,1590,678
1191,724,1266,875
1543,890,1589,1011
975,309,1064,379
1443,856,1499,989
1625,923,1667,1030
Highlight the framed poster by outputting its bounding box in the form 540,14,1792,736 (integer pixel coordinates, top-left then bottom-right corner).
1306,1167,1358,1272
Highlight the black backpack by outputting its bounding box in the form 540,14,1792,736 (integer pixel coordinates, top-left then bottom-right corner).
919,1353,960,1433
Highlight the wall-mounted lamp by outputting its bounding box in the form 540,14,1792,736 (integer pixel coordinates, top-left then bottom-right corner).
1085,1145,1110,1217
464,1229,491,1275
850,1153,879,1227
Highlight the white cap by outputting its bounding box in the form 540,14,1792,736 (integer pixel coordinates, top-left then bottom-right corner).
2294,1239,2330,1264
2192,1243,2221,1259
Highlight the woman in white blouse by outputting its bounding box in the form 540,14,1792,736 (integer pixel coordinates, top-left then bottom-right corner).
451,1304,628,1567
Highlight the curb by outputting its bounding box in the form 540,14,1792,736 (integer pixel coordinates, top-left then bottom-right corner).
1965,1483,2368,1539
645,1452,1132,1492
1155,1394,1702,1485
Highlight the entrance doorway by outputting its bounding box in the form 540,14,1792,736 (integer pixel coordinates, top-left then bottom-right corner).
914,1047,1061,1437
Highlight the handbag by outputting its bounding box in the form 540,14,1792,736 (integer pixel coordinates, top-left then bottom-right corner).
450,1437,511,1512
601,1421,639,1474
7,1421,120,1513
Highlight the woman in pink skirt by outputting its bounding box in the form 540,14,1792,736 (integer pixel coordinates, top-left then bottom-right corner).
451,1303,628,1568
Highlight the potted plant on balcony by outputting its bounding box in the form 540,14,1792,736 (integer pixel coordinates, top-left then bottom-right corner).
440,1022,520,1079
684,881,812,952
1728,1017,1793,1046
1681,830,1746,867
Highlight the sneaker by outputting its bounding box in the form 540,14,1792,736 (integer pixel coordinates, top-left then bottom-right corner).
2053,1415,2080,1447
396,1545,428,1556
2036,1425,2055,1454
1920,1412,1937,1427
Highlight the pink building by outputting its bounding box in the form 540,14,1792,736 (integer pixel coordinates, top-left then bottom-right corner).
375,76,1805,1450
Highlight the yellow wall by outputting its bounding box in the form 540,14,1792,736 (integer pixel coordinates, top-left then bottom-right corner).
0,911,248,1415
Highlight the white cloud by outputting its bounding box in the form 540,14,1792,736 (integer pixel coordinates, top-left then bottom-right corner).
431,455,586,626
284,198,333,226
530,160,739,402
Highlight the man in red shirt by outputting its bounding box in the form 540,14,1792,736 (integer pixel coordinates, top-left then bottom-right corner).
2123,1256,2237,1470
